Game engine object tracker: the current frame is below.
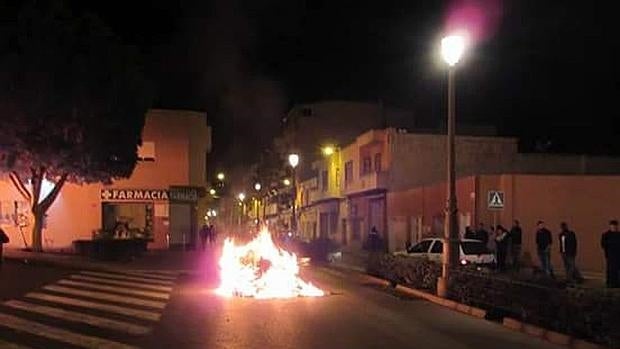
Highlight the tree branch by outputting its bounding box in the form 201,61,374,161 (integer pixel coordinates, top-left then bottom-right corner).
9,171,32,202
39,173,68,213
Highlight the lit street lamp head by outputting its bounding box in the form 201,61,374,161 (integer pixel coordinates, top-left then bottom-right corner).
322,146,335,156
238,192,246,202
217,172,225,181
441,34,467,66
254,182,262,191
283,178,291,186
209,188,216,196
288,153,300,168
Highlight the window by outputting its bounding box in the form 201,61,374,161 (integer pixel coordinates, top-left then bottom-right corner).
138,142,155,161
408,240,432,253
430,240,443,254
344,161,353,185
361,156,371,175
374,153,382,172
321,170,328,192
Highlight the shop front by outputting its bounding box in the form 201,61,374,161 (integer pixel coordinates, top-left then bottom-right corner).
99,186,202,249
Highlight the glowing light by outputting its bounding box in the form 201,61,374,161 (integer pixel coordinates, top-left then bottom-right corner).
217,172,225,181
216,228,325,299
322,146,335,156
288,153,300,168
238,193,246,202
209,188,216,196
254,183,262,191
441,34,467,66
283,178,291,186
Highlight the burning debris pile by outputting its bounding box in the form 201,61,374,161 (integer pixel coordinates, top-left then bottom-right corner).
216,228,325,299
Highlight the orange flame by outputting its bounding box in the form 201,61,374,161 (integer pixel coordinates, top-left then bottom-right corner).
216,228,325,299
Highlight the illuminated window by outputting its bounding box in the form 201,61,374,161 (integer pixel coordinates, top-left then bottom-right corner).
138,142,155,161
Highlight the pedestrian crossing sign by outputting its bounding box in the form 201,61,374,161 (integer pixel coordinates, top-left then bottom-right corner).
488,191,505,209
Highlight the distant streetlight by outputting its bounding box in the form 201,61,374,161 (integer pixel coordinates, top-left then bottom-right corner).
322,145,335,156
283,178,291,186
209,188,216,196
288,153,300,234
217,172,225,181
437,33,467,298
254,182,262,191
238,192,246,202
288,153,299,168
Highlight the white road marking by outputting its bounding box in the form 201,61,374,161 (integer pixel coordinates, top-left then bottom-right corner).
4,300,151,335
25,293,161,321
57,279,170,300
80,271,174,286
122,271,178,281
70,275,173,292
0,313,139,349
42,285,166,309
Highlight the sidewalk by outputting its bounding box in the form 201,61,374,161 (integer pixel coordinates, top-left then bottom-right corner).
3,247,216,274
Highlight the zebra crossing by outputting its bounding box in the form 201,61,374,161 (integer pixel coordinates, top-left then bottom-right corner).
0,269,180,349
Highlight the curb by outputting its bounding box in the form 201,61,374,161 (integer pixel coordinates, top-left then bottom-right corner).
501,317,607,349
326,263,608,349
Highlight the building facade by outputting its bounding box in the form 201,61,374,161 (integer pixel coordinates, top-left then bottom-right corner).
0,109,211,251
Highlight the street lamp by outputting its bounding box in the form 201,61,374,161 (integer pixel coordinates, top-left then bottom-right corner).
322,145,335,156
254,183,262,222
288,153,300,234
237,192,246,227
283,178,291,186
438,33,467,298
217,172,225,181
209,188,216,196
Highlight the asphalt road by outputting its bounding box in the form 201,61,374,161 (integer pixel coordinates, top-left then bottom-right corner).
0,256,563,349
144,264,563,349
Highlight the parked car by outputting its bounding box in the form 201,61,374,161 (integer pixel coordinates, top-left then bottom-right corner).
394,238,495,266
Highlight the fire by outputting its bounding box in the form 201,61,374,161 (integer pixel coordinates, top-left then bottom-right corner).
216,228,325,299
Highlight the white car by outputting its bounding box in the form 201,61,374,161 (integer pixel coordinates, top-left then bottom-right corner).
394,238,495,266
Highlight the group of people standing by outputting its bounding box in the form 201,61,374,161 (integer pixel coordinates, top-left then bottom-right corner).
464,221,522,272
199,224,217,250
535,219,620,287
465,219,620,287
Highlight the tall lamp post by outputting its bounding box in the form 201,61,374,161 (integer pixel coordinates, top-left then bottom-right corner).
237,192,246,227
288,153,300,234
437,34,466,298
254,182,262,224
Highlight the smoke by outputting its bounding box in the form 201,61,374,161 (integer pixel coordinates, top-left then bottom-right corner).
172,0,289,169
445,0,503,43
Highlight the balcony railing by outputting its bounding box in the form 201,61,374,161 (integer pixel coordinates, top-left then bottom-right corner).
343,171,389,195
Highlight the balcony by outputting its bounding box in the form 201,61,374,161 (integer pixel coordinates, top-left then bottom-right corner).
343,171,389,196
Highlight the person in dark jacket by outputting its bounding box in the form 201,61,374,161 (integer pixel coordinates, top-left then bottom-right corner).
464,226,476,240
475,223,489,247
509,220,523,271
0,228,9,264
536,220,554,277
602,220,620,288
494,225,509,272
559,222,582,283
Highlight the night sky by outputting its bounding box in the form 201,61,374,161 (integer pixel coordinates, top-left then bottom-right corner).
40,1,620,169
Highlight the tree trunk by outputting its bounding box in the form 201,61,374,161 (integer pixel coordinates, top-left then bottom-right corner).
9,170,68,253
31,209,44,252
